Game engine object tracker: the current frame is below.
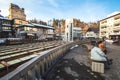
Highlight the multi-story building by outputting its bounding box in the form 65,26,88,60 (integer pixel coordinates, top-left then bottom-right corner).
64,18,82,41
7,3,55,39
17,23,54,40
0,14,12,38
8,3,28,28
99,12,120,39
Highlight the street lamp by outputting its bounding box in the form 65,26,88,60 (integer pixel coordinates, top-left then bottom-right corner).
58,21,62,41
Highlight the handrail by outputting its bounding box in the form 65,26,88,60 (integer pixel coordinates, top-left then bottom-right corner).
0,40,89,80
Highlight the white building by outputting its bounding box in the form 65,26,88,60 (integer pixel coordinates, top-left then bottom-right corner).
85,28,99,38
99,12,120,39
64,18,82,41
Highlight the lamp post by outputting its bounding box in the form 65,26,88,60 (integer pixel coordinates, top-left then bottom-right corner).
58,21,62,42
0,10,2,38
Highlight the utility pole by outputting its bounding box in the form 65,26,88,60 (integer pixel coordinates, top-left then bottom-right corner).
0,10,2,38
58,21,62,41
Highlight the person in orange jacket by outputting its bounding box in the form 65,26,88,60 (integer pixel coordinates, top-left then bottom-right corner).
98,40,107,54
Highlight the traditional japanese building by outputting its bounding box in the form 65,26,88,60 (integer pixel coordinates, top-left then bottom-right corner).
17,23,54,40
1,3,55,39
8,3,28,28
0,14,13,38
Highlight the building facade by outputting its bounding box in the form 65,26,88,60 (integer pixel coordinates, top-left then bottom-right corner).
17,24,54,40
8,3,28,28
64,18,82,41
85,28,99,38
99,12,120,40
73,27,82,40
0,15,12,38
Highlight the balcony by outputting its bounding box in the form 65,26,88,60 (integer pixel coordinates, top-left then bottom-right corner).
114,19,120,24
100,28,107,32
100,23,107,27
114,15,120,20
113,25,120,30
101,25,107,28
111,32,120,35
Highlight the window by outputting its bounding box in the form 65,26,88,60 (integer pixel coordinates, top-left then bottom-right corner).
114,23,120,26
70,23,73,40
67,25,68,28
67,33,68,41
114,16,120,20
2,26,11,30
19,21,22,24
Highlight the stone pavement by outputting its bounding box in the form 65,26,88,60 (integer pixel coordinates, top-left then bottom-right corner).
104,43,120,80
45,44,104,80
45,43,120,80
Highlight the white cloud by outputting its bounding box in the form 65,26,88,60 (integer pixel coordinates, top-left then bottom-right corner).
0,0,46,18
48,0,58,7
107,11,120,17
0,0,110,22
61,1,109,22
0,0,26,17
0,1,10,17
79,2,108,22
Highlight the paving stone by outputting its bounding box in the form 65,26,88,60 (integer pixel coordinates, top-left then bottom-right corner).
56,76,60,79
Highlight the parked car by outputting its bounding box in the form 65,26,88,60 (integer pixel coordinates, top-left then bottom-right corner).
0,38,6,45
105,39,115,44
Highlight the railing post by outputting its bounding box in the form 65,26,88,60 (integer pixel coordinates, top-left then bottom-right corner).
27,70,34,80
34,64,41,80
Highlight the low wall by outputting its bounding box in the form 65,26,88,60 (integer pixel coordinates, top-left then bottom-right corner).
1,40,89,80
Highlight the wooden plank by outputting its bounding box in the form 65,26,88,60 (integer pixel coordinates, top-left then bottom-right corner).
8,59,22,65
0,55,11,60
0,64,4,69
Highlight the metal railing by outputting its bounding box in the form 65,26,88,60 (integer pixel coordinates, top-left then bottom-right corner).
0,40,89,80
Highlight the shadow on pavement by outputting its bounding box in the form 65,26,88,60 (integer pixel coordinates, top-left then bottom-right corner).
45,59,105,80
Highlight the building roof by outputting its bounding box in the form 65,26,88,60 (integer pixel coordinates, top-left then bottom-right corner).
107,11,120,17
0,14,4,18
99,12,120,21
10,3,20,9
10,3,25,10
19,23,54,30
32,23,54,29
0,14,11,20
87,27,99,33
24,24,34,27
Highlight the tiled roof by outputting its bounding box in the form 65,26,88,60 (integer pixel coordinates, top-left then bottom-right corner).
87,27,99,33
19,23,54,29
0,14,4,18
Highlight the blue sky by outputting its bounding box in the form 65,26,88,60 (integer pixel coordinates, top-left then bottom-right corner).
0,0,120,22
